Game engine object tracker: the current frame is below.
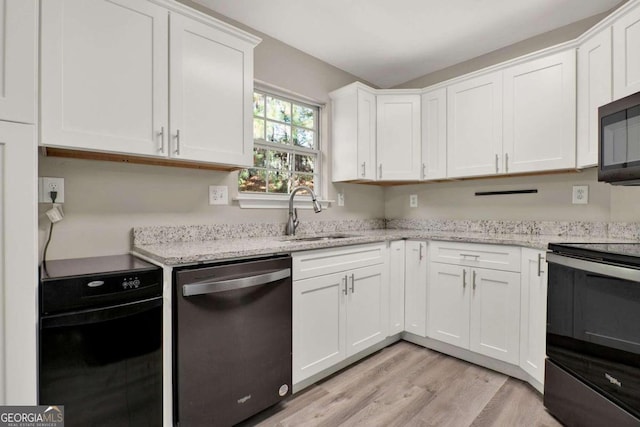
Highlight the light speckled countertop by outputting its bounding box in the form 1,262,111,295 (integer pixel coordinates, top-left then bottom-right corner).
132,228,635,266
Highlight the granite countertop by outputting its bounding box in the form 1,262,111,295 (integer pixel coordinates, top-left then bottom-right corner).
132,228,635,266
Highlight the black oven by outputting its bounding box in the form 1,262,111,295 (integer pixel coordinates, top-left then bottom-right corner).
545,243,640,427
598,90,640,185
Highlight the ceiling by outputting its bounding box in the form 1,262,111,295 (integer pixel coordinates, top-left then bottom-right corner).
194,0,623,88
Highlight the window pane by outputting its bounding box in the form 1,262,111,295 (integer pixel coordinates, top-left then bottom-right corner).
294,154,315,173
253,148,268,167
268,171,290,193
253,118,265,140
293,127,314,149
238,169,266,193
293,104,314,129
266,122,291,144
293,174,314,190
268,150,291,171
253,93,265,117
266,97,291,123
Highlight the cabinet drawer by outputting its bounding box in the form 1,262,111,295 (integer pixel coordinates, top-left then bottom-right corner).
292,243,386,280
429,241,521,272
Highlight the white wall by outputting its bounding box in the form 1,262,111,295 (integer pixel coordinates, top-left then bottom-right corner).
385,168,638,223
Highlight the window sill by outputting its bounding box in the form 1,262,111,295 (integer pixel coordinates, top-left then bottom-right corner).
234,194,333,209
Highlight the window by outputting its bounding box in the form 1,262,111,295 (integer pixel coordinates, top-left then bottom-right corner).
239,90,320,196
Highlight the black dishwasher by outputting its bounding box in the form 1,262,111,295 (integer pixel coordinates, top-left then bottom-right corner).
173,255,292,426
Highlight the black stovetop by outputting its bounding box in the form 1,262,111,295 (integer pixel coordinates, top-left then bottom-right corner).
548,242,640,267
41,254,158,280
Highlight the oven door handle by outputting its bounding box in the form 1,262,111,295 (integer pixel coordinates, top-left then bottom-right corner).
547,252,640,282
40,296,162,329
182,268,291,297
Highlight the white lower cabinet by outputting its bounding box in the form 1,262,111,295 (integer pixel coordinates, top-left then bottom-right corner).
428,263,520,364
292,244,387,385
404,241,428,337
427,242,521,365
388,241,405,335
520,248,548,385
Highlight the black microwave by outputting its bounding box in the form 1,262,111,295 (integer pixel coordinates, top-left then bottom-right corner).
598,90,640,185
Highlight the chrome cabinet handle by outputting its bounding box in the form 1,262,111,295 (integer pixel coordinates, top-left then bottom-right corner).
342,275,348,295
378,164,383,179
419,243,424,260
505,153,509,173
495,154,499,173
460,253,480,260
537,253,545,277
463,269,467,288
472,270,477,290
175,129,181,155
422,163,426,179
158,126,165,153
182,268,290,296
349,273,355,293
361,162,366,177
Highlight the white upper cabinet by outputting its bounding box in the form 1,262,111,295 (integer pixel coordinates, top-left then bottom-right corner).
421,87,447,180
447,71,503,178
41,0,259,167
376,94,421,180
330,83,376,181
169,13,254,166
503,49,576,173
613,2,640,99
41,0,169,156
578,28,612,168
0,0,37,124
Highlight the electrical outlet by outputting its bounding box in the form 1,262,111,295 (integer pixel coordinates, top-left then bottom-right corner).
409,194,418,208
337,193,345,207
38,177,65,203
572,185,588,204
209,185,228,205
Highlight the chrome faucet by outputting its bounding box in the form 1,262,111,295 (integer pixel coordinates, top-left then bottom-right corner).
285,186,322,235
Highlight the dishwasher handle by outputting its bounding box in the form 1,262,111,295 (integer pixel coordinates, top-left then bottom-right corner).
182,268,291,297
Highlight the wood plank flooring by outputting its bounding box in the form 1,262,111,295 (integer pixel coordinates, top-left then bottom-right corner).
238,341,562,427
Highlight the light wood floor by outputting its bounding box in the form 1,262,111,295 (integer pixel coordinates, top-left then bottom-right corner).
239,341,562,427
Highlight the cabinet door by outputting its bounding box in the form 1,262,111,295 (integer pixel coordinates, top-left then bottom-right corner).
447,71,503,178
427,263,470,348
613,3,640,99
357,88,377,180
170,13,254,166
346,264,387,357
0,122,38,403
469,268,520,364
40,0,169,156
520,248,547,385
421,88,447,180
376,94,421,180
578,28,612,168
292,273,346,384
405,241,428,337
388,241,405,335
503,50,576,173
0,0,36,123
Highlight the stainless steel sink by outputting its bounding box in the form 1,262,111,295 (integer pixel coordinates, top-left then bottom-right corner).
283,233,357,242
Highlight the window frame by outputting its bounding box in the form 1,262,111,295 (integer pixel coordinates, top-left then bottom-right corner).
239,87,323,199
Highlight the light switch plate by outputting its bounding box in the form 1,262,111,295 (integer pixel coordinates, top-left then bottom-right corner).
337,193,345,207
572,185,588,204
409,194,418,208
209,185,228,205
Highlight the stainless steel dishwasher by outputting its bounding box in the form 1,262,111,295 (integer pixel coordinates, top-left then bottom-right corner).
173,255,292,426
